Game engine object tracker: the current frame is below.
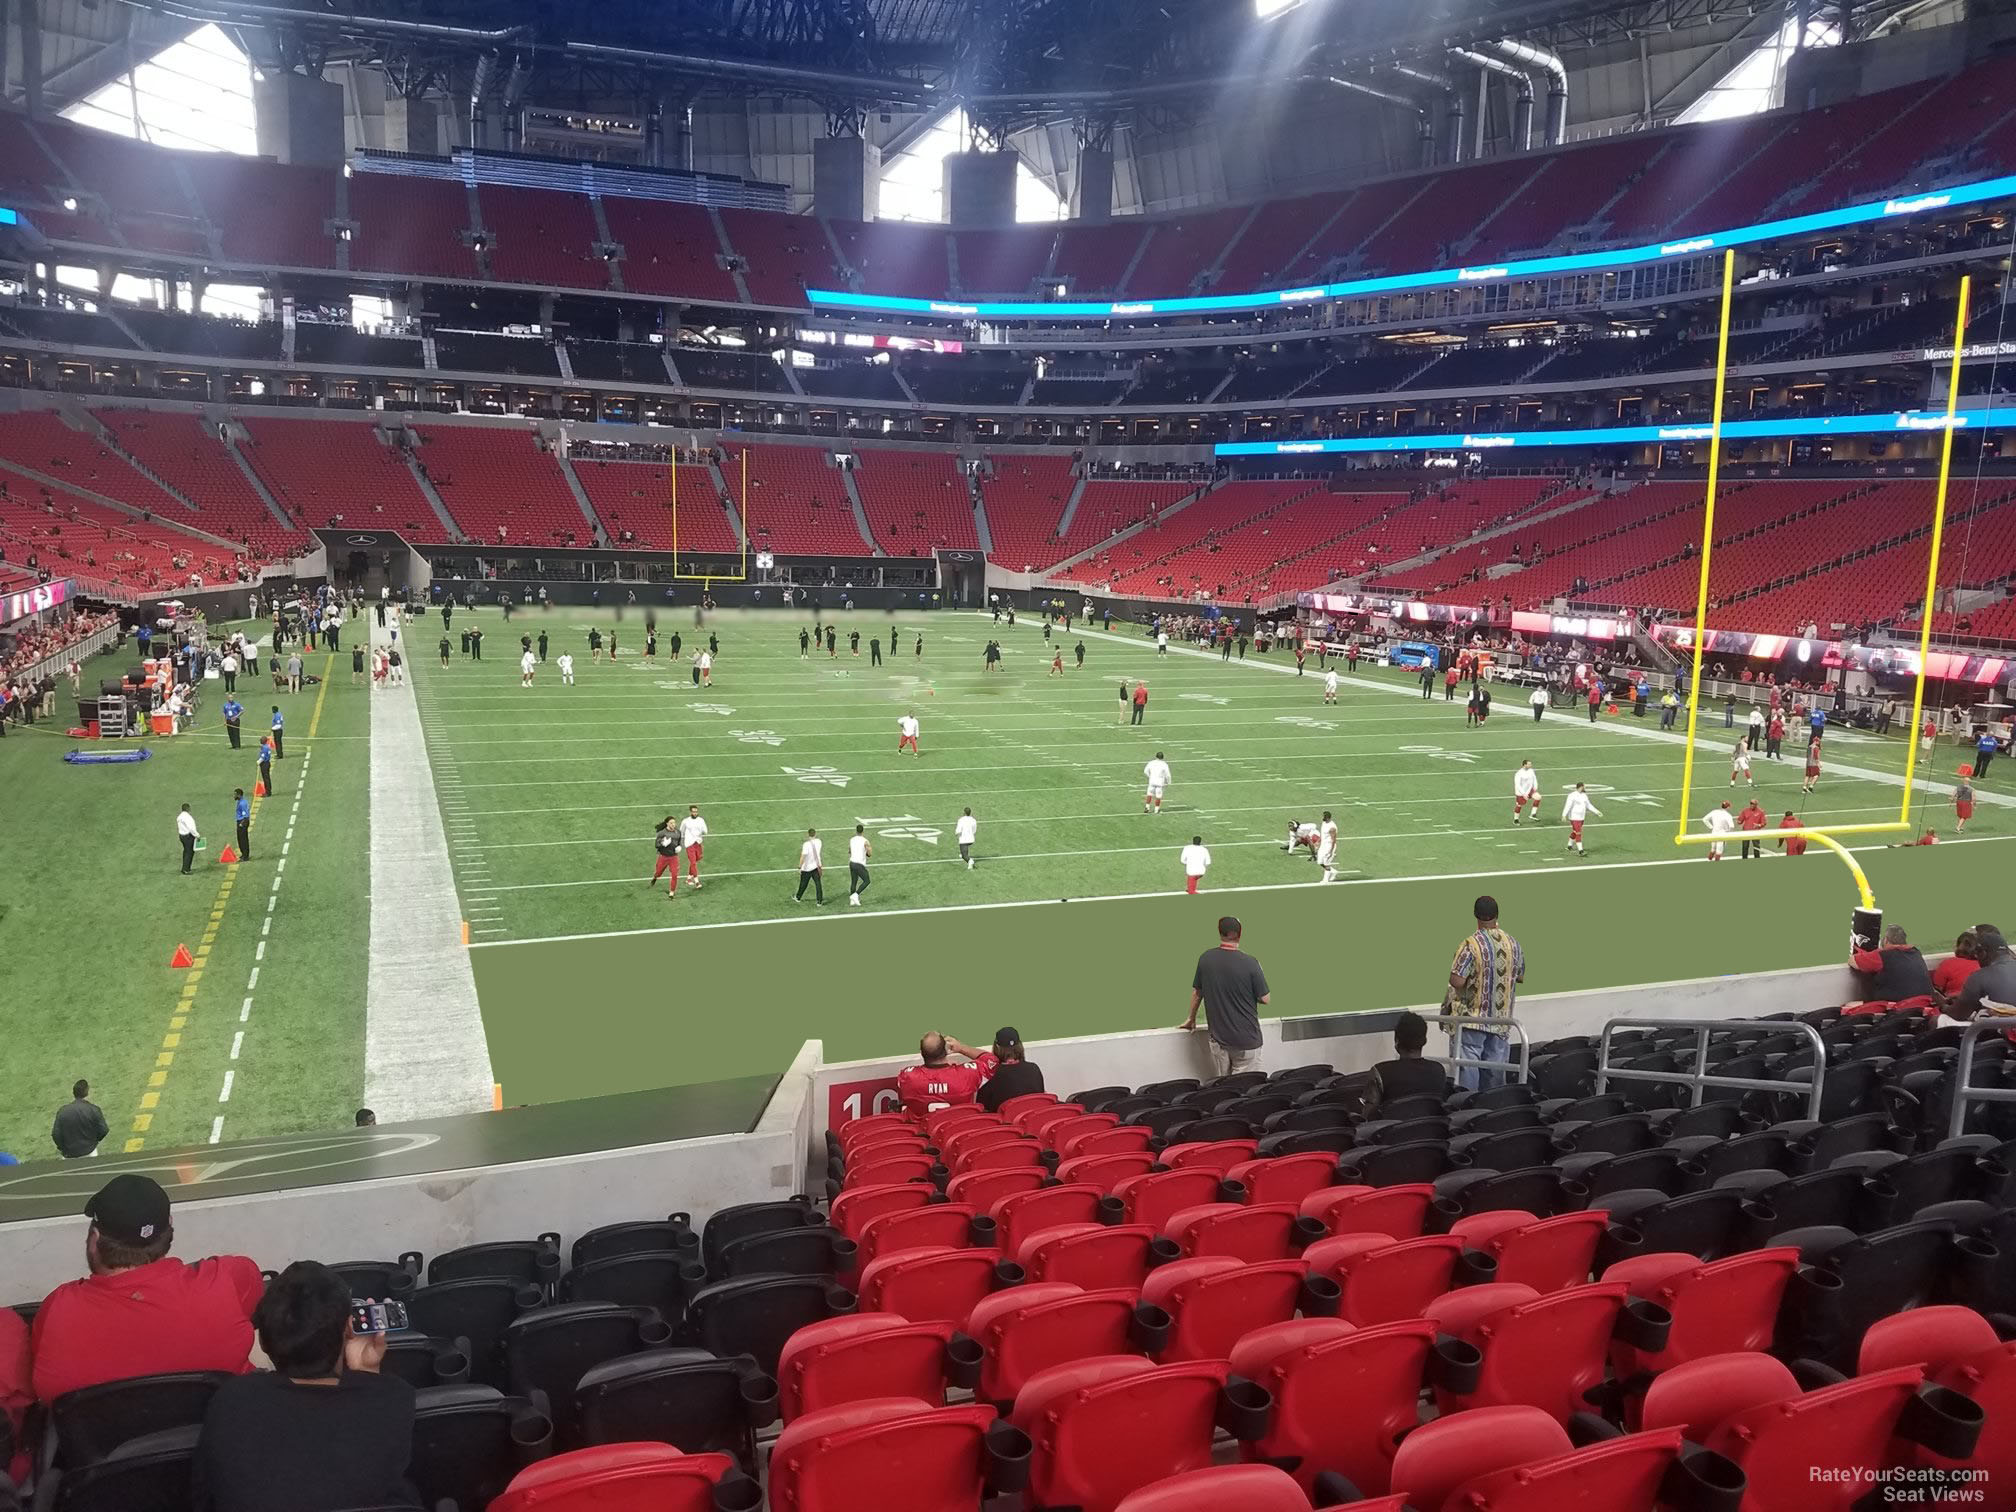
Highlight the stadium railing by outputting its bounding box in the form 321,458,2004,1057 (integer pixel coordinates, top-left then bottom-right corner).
1947,1015,2016,1139
1596,1017,1829,1121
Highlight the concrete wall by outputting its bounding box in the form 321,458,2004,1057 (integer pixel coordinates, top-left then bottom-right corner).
0,1042,819,1301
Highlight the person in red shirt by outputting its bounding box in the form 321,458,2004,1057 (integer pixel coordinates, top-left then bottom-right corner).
1765,712,1785,761
1778,812,1807,856
1917,829,1940,845
893,1033,998,1117
1737,799,1768,860
1444,665,1460,701
0,1305,29,1486
30,1175,263,1402
1933,930,1982,1005
1802,735,1823,794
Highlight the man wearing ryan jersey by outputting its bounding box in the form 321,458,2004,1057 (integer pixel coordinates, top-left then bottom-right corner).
894,1033,998,1117
1144,752,1171,814
680,805,708,888
1512,761,1540,823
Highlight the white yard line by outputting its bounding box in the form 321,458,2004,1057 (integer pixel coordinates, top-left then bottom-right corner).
366,618,495,1122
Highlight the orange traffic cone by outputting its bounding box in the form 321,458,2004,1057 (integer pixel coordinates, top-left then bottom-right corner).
169,944,195,968
218,845,239,864
254,779,267,797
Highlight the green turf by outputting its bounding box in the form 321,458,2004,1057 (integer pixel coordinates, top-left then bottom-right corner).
0,622,369,1162
420,607,2004,1106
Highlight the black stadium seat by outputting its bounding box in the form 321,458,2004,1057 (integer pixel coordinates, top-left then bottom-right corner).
428,1235,564,1291
574,1347,779,1466
409,1385,553,1511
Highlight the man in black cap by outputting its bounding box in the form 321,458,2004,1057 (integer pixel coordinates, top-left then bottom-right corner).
976,1028,1044,1113
29,1174,263,1401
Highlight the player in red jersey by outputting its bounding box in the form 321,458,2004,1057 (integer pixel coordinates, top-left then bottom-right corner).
1738,798,1768,860
894,1033,997,1116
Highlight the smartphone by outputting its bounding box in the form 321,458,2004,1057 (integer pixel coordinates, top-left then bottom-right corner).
349,1300,410,1334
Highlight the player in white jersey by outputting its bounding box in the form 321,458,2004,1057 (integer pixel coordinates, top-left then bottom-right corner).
1143,752,1172,814
1512,760,1541,823
679,805,709,888
955,807,978,868
1180,835,1211,894
1315,810,1340,883
1561,783,1604,854
520,648,536,688
898,713,921,755
557,652,575,685
1323,669,1339,705
1702,800,1737,860
1730,737,1755,787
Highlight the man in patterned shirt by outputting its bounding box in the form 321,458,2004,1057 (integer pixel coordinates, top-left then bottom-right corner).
1446,895,1525,1091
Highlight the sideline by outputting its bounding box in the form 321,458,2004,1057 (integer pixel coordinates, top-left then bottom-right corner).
367,615,495,1121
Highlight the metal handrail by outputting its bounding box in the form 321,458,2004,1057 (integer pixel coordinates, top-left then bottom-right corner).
1596,1017,1826,1120
1946,1014,2016,1139
1427,1012,1531,1085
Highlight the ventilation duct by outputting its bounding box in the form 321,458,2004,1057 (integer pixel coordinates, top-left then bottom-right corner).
1450,45,1536,151
1477,38,1568,145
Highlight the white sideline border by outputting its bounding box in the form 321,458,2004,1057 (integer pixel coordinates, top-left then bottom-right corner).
367,615,496,1120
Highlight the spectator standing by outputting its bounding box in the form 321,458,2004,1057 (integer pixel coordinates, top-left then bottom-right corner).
177,803,201,874
193,1260,419,1512
1181,915,1269,1076
51,1080,108,1159
1446,895,1524,1091
30,1175,263,1401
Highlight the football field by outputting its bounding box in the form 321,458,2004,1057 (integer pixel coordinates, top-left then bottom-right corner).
434,608,2009,1106
3,605,2007,1163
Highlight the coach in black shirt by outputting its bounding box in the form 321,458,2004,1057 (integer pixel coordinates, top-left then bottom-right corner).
977,1027,1044,1112
195,1261,418,1512
1182,915,1270,1076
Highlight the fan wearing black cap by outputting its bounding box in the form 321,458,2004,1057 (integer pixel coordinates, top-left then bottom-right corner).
976,1028,1045,1113
29,1174,263,1403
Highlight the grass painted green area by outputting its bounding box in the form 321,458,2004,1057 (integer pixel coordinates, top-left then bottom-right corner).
426,607,2001,1106
0,620,368,1163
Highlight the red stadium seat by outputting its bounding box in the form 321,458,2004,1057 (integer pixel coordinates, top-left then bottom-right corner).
945,1167,1048,1210
1158,1139,1258,1173
1432,1426,1716,1512
837,1113,919,1153
1114,1464,1312,1512
839,1131,932,1166
1018,1106,1083,1143
1226,1153,1340,1208
992,1185,1107,1255
856,1204,993,1272
1306,1234,1467,1326
1004,1094,1066,1124
1433,1282,1644,1424
1012,1357,1264,1512
856,1247,1017,1324
491,1444,751,1512
843,1152,938,1190
1112,1170,1229,1231
954,1142,1047,1176
1161,1203,1317,1263
1638,1350,1800,1441
767,1398,1018,1512
1058,1124,1157,1160
965,1285,1148,1405
1699,1364,1975,1512
1230,1317,1436,1495
1016,1224,1164,1290
1053,1153,1159,1191
1420,1282,1542,1337
926,1107,999,1142
939,1124,1030,1168
828,1184,935,1243
776,1314,971,1421
1140,1257,1331,1362
1603,1246,1800,1378
1858,1305,2000,1374
1299,1184,1436,1240
1047,1114,1124,1154
1470,1210,1611,1293
1385,1405,1572,1512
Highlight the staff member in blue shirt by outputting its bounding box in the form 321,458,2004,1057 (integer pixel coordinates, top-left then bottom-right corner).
270,705,285,760
234,787,253,860
1809,705,1827,742
1977,725,2001,781
221,696,243,750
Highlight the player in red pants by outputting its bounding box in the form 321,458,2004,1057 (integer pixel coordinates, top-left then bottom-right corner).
650,817,681,897
1513,760,1540,823
680,804,708,889
898,712,920,754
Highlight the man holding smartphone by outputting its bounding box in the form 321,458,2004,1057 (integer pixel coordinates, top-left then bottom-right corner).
195,1260,418,1512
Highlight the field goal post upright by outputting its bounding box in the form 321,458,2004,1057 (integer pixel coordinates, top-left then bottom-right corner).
1670,260,1973,945
669,445,750,583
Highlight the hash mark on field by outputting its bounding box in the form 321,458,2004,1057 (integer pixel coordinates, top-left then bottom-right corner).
218,1070,234,1102
209,1117,224,1144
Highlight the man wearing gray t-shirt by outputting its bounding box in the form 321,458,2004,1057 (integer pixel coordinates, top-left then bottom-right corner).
1181,915,1270,1076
